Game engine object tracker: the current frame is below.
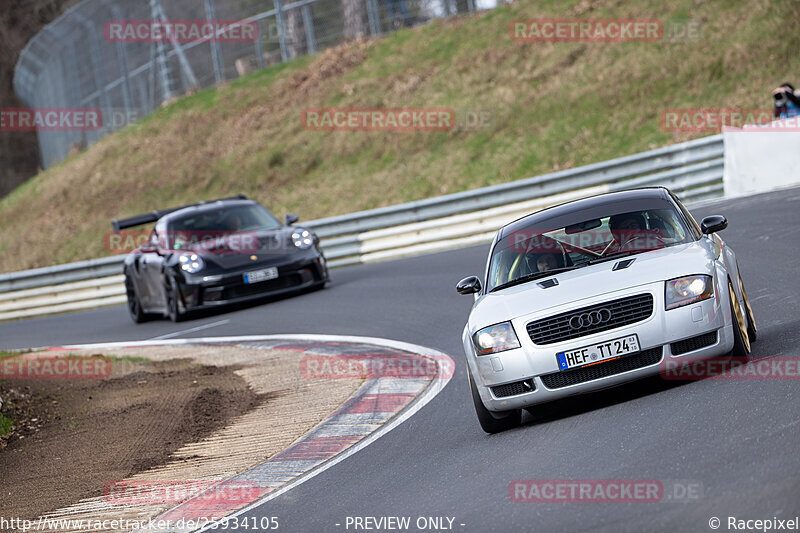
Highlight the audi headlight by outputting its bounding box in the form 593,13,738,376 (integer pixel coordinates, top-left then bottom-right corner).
292,228,314,249
472,322,520,356
178,253,204,274
665,275,713,310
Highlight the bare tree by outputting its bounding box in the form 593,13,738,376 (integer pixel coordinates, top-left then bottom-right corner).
285,7,307,59
343,0,367,39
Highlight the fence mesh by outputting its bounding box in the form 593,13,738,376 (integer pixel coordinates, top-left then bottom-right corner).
13,0,495,169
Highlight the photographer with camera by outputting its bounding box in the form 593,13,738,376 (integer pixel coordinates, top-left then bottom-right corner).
773,82,800,119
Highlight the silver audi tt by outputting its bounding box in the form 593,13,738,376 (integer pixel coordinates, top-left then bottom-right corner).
456,187,757,433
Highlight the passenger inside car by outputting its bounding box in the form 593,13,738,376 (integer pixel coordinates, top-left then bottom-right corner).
535,253,561,272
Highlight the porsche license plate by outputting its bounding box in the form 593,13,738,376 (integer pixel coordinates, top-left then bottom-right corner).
556,334,640,371
244,267,278,284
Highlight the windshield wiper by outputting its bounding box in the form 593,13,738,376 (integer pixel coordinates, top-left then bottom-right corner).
490,266,579,293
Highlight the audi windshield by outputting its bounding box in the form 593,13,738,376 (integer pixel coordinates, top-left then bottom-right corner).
487,199,695,292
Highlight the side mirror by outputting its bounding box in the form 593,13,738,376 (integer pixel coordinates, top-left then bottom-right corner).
456,276,482,295
700,215,728,234
284,213,299,226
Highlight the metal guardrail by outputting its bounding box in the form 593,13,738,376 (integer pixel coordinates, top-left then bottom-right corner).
305,134,724,238
0,134,724,319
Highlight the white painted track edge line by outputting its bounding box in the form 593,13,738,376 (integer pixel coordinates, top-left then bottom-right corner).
43,334,453,533
145,319,231,341
192,344,450,532
54,333,450,354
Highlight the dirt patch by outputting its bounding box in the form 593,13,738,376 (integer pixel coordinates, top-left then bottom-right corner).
0,357,265,526
0,344,363,532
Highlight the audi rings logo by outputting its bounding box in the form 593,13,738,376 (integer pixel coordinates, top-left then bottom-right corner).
568,309,612,330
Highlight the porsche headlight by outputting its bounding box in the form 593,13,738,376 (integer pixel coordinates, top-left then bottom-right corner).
178,253,204,274
665,275,713,310
472,322,521,356
292,228,314,249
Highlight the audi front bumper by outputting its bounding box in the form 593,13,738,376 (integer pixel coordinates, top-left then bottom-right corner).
464,280,736,413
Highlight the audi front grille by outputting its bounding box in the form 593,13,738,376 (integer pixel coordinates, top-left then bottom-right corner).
491,379,536,398
526,293,654,345
670,331,717,355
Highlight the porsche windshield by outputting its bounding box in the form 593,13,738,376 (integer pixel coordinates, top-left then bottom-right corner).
166,205,282,250
487,201,694,292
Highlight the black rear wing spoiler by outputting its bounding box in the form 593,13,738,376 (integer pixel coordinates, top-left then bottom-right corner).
111,194,248,232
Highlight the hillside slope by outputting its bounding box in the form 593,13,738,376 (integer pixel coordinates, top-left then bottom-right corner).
1,0,799,272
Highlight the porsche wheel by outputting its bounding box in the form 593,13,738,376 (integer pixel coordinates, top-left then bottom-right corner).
166,279,186,323
125,275,148,324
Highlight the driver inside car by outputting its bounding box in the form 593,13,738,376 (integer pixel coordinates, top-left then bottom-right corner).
225,213,245,231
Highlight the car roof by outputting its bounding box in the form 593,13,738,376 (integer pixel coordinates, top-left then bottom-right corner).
160,199,258,223
499,187,673,239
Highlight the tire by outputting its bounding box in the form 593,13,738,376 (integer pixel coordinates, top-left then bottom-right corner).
740,277,758,343
728,280,751,358
166,278,186,323
467,368,521,434
125,275,148,324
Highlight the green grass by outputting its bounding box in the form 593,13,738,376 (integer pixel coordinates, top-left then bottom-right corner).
0,0,798,271
0,414,13,437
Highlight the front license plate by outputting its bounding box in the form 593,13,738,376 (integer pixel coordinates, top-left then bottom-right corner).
243,267,278,284
556,334,640,371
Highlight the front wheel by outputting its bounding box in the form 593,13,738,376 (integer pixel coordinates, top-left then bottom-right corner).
125,275,148,324
166,279,186,323
468,368,521,434
728,280,751,358
740,277,758,343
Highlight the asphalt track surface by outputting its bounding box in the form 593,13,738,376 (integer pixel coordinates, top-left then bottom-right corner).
2,187,800,532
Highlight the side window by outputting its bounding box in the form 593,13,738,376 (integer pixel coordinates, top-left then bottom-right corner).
148,230,163,250
672,195,702,239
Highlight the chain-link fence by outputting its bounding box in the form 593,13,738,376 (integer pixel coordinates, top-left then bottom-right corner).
13,0,497,169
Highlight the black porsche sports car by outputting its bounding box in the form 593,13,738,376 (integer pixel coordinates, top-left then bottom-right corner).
114,195,329,323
